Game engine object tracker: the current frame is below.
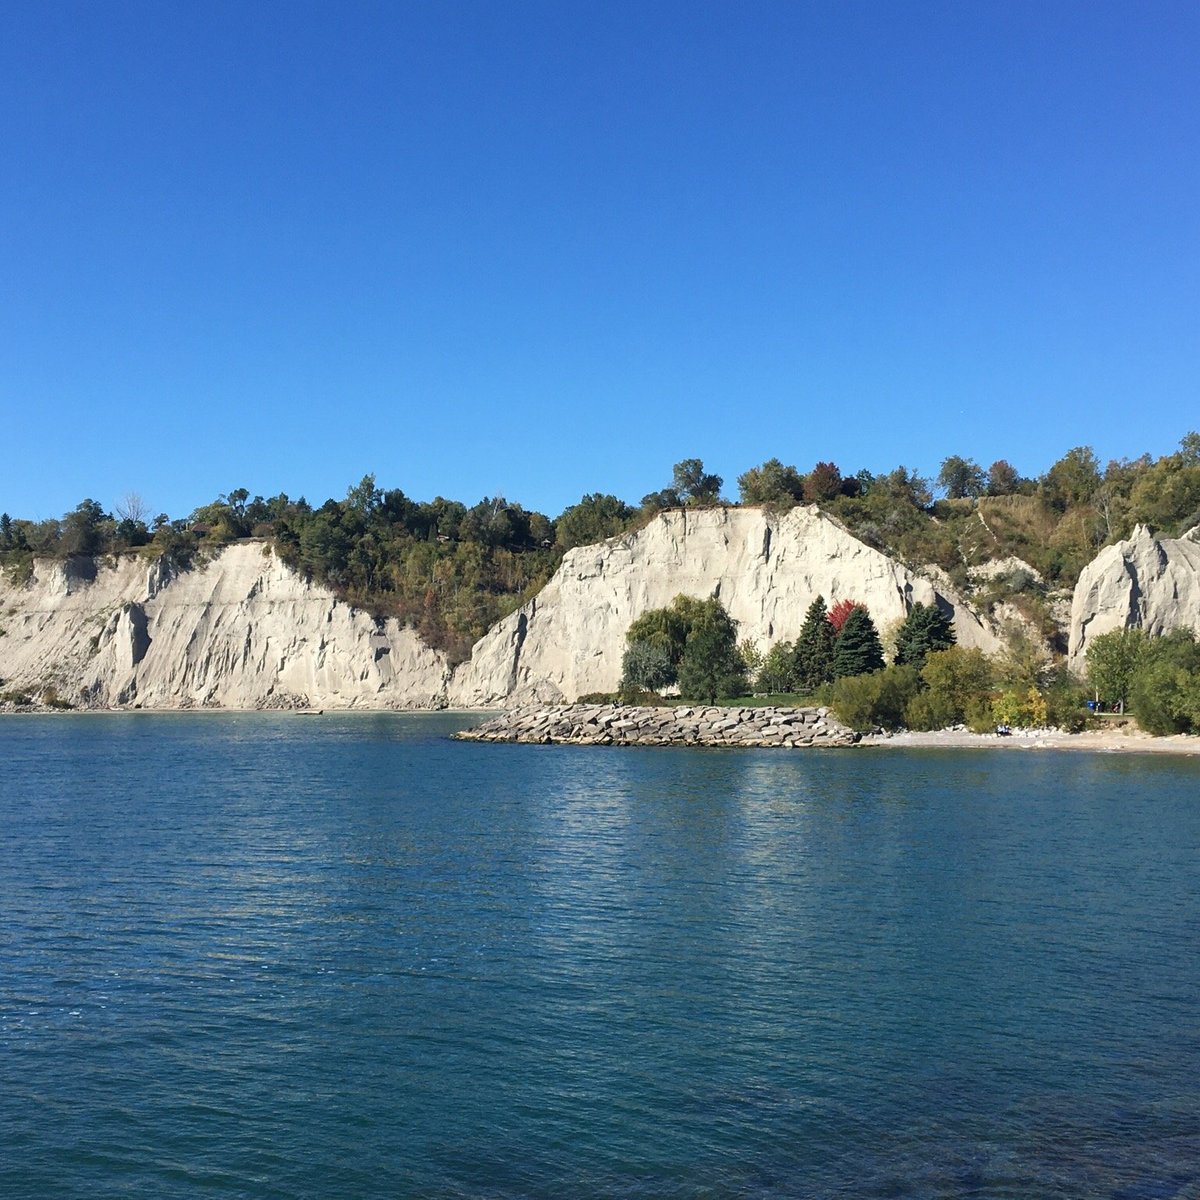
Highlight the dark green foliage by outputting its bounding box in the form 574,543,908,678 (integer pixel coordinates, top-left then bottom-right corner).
793,596,836,690
894,602,956,669
555,493,635,550
677,599,747,702
937,456,986,499
832,606,885,678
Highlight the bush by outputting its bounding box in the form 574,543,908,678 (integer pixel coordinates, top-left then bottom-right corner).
992,687,1049,728
829,665,921,732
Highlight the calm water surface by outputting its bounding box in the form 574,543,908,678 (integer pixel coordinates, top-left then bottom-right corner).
1,714,1198,1199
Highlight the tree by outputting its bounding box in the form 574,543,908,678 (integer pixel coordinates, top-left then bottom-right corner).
677,598,747,701
0,512,11,550
737,459,804,507
1128,630,1200,734
803,461,843,502
827,598,864,633
672,459,723,506
832,605,885,678
620,640,676,693
61,499,107,556
936,456,985,500
755,640,797,693
985,459,1021,496
1085,627,1148,713
1043,446,1101,511
115,492,149,525
893,602,956,668
555,493,634,551
1180,431,1200,466
792,596,836,690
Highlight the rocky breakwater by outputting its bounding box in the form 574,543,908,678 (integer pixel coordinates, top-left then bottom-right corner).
454,703,859,748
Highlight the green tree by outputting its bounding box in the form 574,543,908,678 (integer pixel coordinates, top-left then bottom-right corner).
894,602,956,669
1042,446,1101,511
61,499,107,556
555,493,634,550
737,459,805,507
677,598,746,701
672,459,724,506
937,456,986,499
755,640,797,692
620,640,676,693
1127,630,1200,734
792,596,836,690
832,606,885,678
1085,627,1148,712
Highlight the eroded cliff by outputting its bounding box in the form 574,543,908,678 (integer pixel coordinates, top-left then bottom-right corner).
0,541,451,709
449,506,1001,706
2,509,1008,710
1068,524,1200,671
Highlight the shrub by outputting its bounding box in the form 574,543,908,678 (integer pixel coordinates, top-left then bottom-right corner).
829,665,921,732
992,687,1049,728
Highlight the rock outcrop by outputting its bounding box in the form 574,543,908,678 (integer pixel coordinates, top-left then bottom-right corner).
454,703,859,748
1069,524,1200,671
0,542,450,709
449,505,1000,706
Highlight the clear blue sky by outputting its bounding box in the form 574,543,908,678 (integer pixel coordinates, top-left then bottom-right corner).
2,1,1197,521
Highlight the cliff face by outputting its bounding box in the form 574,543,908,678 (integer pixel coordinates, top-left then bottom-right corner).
449,506,1001,706
1,509,1006,710
0,541,450,709
1068,525,1200,671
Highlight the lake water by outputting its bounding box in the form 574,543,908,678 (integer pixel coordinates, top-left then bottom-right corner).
1,714,1198,1199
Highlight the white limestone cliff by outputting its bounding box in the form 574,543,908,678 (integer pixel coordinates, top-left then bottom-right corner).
448,506,1001,706
0,541,450,709
1068,524,1200,671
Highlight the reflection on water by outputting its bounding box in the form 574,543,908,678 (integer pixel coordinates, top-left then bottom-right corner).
1,714,1199,1198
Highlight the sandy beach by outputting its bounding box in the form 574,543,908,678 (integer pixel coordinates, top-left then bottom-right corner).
861,726,1200,755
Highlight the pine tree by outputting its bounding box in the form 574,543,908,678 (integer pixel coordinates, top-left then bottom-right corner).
792,596,837,690
833,606,885,678
893,602,956,669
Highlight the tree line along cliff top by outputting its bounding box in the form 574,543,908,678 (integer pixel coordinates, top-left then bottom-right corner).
2,435,1198,664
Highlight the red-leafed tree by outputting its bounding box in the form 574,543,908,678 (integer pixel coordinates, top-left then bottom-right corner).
803,461,843,502
828,598,866,633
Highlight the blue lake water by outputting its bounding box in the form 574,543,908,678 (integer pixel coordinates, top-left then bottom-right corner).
1,713,1198,1199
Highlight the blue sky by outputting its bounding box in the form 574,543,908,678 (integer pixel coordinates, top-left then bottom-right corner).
2,1,1197,521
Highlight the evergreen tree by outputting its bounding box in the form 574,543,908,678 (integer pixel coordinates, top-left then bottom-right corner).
832,606,885,678
893,602,956,669
677,599,747,702
792,596,836,690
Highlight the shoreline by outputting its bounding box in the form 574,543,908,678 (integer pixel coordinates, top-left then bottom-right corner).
860,727,1200,756
3,703,1198,756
